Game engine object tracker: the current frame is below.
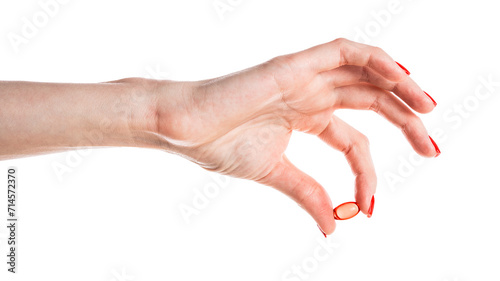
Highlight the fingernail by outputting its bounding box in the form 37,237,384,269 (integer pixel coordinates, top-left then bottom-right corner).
395,61,410,75
317,224,326,238
333,202,360,220
424,91,437,106
367,195,375,218
429,136,441,157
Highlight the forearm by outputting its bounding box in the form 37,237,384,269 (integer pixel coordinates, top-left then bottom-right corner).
0,78,164,159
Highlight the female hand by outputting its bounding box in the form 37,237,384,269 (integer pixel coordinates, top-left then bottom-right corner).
0,38,439,235
153,38,440,235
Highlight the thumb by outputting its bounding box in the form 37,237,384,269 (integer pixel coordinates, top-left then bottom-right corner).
258,155,336,235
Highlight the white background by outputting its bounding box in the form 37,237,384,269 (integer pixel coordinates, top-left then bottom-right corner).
1,0,500,280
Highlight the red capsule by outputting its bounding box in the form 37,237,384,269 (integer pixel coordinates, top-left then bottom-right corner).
333,202,360,220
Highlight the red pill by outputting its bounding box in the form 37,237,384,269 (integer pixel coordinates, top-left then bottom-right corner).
333,202,360,220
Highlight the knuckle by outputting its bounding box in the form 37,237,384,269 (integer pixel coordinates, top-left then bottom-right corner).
333,38,349,61
331,39,355,67
266,55,296,91
390,81,399,93
289,173,320,204
368,46,386,66
355,133,370,148
401,114,421,134
368,91,384,113
371,46,385,56
344,133,370,156
297,183,320,205
270,54,296,69
333,37,348,45
360,66,370,82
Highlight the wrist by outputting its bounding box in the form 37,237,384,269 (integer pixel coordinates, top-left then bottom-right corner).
66,78,161,150
131,78,199,150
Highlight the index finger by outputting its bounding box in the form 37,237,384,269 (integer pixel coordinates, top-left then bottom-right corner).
291,38,409,82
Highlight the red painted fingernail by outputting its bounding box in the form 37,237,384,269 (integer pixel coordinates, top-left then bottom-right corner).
429,136,441,157
317,224,326,238
395,61,410,75
367,195,375,218
424,91,437,106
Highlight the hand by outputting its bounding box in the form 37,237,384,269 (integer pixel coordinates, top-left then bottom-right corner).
153,38,440,235
0,38,438,235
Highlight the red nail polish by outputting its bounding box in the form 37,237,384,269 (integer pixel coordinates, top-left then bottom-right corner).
424,91,437,106
395,61,410,75
367,195,375,218
317,224,326,238
429,136,441,157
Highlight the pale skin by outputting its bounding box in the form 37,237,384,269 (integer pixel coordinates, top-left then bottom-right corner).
0,39,439,235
